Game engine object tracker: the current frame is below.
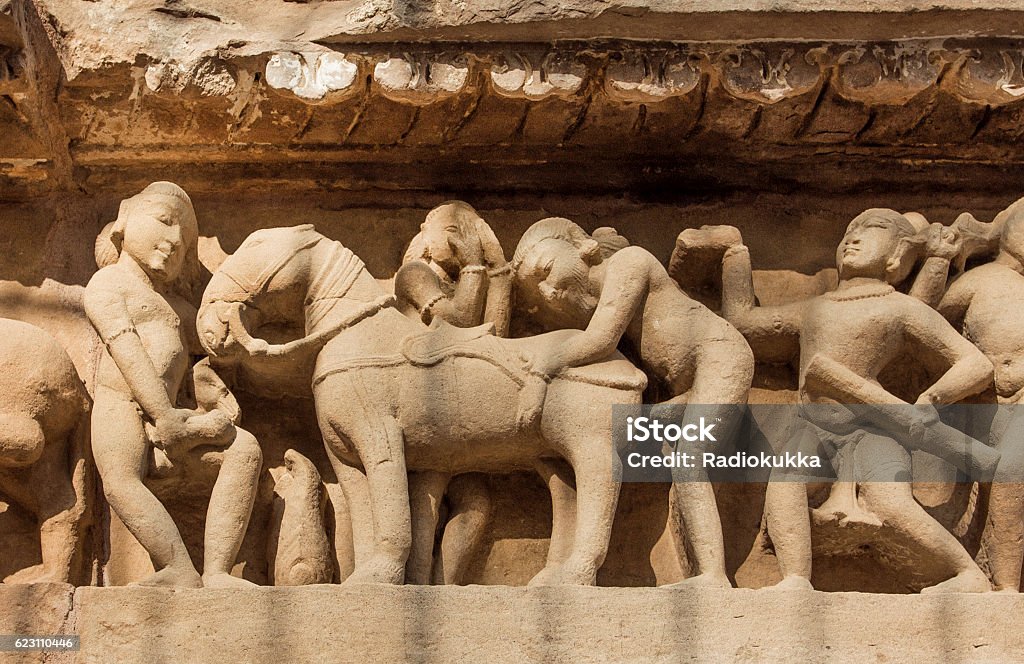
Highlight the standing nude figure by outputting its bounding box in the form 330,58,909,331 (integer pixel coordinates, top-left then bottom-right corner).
84,181,262,588
515,217,755,588
914,198,1024,591
678,209,997,592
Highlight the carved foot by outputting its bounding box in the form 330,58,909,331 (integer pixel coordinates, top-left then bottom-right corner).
133,566,203,589
527,564,562,587
811,504,883,527
203,572,256,589
3,564,62,585
528,561,597,586
343,555,405,585
762,575,814,591
920,569,990,594
661,573,733,590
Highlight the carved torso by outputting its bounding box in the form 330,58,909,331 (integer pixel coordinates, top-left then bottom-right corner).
93,265,192,402
799,285,904,402
952,263,1024,400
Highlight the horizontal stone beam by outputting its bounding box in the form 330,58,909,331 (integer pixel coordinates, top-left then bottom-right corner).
2,583,1018,663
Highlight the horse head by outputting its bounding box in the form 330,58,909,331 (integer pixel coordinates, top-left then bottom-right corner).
198,225,323,363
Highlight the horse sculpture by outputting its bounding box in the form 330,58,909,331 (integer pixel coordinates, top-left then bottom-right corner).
197,225,645,585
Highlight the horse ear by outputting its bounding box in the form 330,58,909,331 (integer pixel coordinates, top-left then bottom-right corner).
471,216,507,268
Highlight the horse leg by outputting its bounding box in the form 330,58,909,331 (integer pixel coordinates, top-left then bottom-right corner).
436,473,490,585
335,415,411,585
529,459,577,586
530,420,620,586
324,453,374,578
406,470,449,585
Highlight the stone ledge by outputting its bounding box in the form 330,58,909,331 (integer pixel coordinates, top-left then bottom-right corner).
1,583,1021,663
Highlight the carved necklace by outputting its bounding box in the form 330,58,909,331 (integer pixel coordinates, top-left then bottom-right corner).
823,282,895,302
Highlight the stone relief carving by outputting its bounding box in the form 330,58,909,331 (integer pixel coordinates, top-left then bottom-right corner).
0,319,91,584
675,209,999,592
511,217,754,588
197,222,646,586
84,182,262,588
910,198,1024,592
267,449,333,586
5,180,1024,595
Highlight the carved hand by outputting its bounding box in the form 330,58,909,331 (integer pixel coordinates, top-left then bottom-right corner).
924,223,962,261
453,233,485,267
674,225,744,253
152,407,234,451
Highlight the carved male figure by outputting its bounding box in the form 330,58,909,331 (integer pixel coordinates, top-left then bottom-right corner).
514,217,755,588
84,181,262,588
915,198,1024,592
679,209,997,592
0,319,90,584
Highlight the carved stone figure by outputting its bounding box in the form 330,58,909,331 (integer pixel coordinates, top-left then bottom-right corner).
395,201,507,585
268,449,333,586
912,197,1024,592
84,182,263,588
678,209,998,592
197,224,646,585
395,201,580,585
512,217,755,588
0,319,91,584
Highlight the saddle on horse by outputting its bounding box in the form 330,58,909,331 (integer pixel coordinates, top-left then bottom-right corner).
400,319,546,429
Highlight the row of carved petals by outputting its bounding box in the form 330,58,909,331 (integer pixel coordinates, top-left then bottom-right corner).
261,44,1024,107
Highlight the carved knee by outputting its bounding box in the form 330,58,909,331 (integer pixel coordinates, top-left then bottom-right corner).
0,413,45,468
226,427,263,470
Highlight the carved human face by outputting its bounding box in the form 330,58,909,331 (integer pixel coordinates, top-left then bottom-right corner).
119,196,197,283
517,238,597,329
417,204,485,279
836,218,899,280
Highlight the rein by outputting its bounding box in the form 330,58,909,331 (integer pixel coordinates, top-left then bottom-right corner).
215,232,396,359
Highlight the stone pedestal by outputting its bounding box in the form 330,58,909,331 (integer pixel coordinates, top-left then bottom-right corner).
1,583,1021,663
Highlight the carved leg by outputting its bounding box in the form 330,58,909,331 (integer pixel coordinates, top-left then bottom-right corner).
18,419,88,585
660,387,746,588
763,479,814,590
336,415,410,585
857,434,989,594
531,410,619,588
326,456,374,580
551,450,619,586
980,407,1024,592
406,470,449,585
435,473,490,585
91,397,201,588
528,459,576,586
202,427,262,589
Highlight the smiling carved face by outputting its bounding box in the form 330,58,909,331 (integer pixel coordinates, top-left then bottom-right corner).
119,195,197,283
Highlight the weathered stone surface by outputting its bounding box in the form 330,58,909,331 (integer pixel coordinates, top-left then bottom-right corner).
62,585,1024,663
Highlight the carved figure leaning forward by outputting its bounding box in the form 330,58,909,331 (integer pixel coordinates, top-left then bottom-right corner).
679,209,998,592
514,217,755,589
84,182,262,588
